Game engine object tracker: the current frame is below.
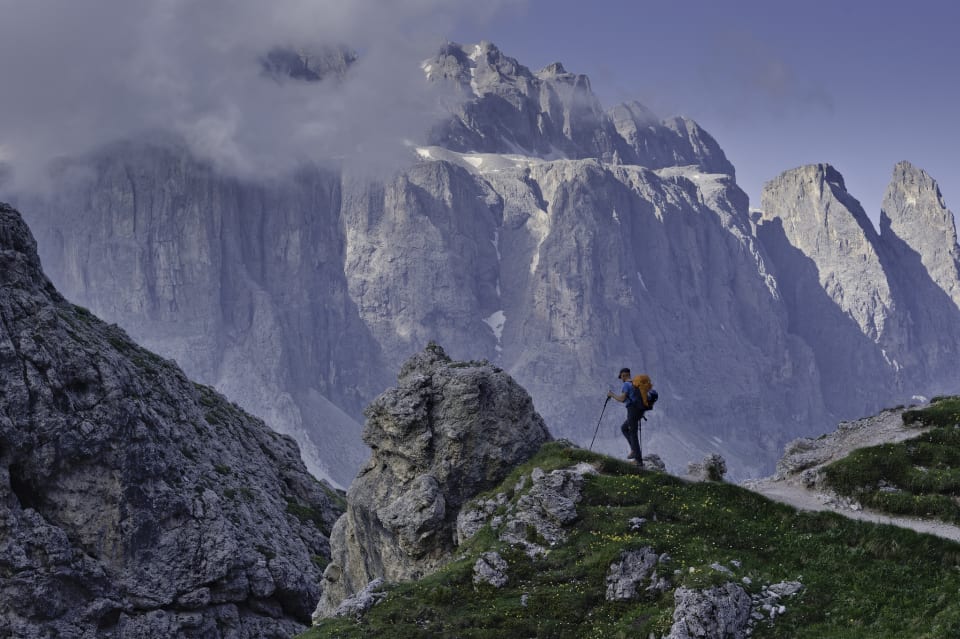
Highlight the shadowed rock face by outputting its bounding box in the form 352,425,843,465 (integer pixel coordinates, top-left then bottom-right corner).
0,202,343,638
315,343,551,618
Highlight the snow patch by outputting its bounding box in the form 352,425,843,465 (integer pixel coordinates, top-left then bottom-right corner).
881,349,903,371
414,146,550,174
636,271,648,291
483,311,507,352
655,165,728,200
492,230,501,298
529,208,550,274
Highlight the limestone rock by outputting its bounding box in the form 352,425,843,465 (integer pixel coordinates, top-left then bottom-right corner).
0,203,343,638
329,578,387,621
473,552,509,588
496,463,596,556
314,344,551,617
605,547,671,601
665,583,753,639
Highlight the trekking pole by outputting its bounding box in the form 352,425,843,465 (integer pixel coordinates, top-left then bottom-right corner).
589,397,611,451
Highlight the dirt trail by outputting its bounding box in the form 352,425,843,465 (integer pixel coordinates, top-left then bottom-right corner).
741,408,960,543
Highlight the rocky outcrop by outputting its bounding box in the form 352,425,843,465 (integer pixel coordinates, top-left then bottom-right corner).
457,461,597,559
0,202,342,638
314,344,551,617
605,548,672,601
665,583,753,639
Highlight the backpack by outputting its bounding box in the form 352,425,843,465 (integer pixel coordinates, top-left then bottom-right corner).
631,374,658,410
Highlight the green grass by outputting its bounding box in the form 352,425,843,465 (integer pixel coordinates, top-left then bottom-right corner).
301,441,960,639
823,397,960,523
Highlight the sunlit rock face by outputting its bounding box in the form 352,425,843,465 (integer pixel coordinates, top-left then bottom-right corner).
0,202,343,638
18,41,960,488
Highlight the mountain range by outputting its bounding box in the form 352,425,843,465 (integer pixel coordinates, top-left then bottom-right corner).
13,41,960,487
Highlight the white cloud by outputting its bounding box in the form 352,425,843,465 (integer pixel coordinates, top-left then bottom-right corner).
0,0,519,190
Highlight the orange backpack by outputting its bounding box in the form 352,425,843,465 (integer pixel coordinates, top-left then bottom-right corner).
631,374,658,409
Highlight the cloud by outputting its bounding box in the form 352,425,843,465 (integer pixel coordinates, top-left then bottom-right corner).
0,0,519,190
695,31,835,122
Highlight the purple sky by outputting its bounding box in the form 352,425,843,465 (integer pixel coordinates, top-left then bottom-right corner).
1,0,956,230
459,0,959,227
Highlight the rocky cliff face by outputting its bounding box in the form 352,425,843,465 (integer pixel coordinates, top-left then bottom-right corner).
315,343,551,617
0,202,342,638
22,143,385,487
758,163,960,410
16,41,960,490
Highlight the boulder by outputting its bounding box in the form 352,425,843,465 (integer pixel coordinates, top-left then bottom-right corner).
314,343,551,617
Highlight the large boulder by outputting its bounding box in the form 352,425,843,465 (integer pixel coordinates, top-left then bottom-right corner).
314,343,551,617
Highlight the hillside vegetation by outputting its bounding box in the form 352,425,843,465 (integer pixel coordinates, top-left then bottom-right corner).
305,441,960,638
824,396,960,524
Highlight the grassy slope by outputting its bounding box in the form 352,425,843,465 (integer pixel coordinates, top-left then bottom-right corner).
824,397,960,523
304,441,960,638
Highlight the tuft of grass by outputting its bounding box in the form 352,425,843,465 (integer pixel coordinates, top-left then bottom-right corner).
300,441,960,639
902,396,960,428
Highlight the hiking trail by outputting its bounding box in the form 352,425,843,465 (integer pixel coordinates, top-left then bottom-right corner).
740,407,960,543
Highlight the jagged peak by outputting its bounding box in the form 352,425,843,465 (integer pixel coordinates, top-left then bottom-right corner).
880,161,960,310
260,44,357,83
0,201,58,298
883,160,951,220
538,61,568,75
761,163,878,243
609,100,661,126
0,201,40,263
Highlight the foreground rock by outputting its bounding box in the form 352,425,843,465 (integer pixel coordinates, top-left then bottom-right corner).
0,202,343,638
314,343,551,618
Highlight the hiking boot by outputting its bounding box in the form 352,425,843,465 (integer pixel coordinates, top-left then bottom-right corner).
627,450,636,459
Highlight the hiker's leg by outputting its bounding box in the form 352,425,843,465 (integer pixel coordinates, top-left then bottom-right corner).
620,418,632,446
626,407,641,460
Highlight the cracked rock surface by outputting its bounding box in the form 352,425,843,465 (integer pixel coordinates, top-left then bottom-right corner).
0,202,343,638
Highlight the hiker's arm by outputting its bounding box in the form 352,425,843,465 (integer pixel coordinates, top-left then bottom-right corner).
607,389,626,402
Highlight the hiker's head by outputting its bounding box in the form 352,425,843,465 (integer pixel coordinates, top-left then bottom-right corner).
618,368,631,381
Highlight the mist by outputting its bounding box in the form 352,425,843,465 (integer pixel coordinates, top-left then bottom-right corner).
0,0,519,191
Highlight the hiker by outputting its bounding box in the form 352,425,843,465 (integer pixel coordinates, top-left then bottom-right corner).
607,367,643,466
